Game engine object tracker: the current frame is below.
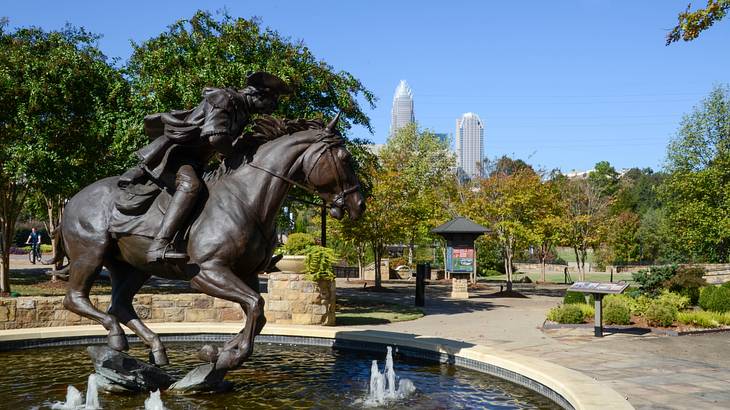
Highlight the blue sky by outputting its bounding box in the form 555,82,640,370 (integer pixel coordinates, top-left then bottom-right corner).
4,1,729,172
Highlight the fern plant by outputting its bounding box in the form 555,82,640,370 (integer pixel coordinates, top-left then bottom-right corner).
303,246,338,282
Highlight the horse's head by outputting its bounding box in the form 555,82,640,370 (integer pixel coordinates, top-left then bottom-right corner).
299,114,365,221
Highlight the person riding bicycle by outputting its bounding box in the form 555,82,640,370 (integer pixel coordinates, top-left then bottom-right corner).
25,227,41,264
117,72,290,263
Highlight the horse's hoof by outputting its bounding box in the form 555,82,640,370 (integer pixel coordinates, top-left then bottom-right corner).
198,344,220,363
214,349,241,371
108,333,129,351
149,348,169,366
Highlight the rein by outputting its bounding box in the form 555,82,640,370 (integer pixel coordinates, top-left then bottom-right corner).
247,136,359,209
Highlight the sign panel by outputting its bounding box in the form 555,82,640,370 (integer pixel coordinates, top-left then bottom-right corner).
447,247,474,273
568,281,629,294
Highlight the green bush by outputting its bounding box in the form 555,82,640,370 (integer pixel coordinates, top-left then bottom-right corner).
283,233,316,255
664,266,706,305
575,303,595,319
632,265,678,295
698,286,730,313
656,290,690,311
546,304,586,324
722,281,730,289
564,291,591,305
676,311,720,328
629,294,652,316
303,245,338,281
603,295,631,325
644,300,677,327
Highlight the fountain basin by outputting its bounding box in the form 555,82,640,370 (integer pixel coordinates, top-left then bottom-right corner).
0,323,633,409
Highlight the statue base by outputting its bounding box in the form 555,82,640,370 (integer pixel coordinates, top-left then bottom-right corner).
87,346,175,392
87,345,231,394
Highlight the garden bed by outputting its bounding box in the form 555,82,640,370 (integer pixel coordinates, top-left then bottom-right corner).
542,319,730,336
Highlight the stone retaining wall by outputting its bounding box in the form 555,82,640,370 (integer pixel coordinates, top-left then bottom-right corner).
0,273,336,329
265,272,335,326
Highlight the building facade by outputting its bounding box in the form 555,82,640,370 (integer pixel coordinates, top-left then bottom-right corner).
455,112,484,179
390,80,415,136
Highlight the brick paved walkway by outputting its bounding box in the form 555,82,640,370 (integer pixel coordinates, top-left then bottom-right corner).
337,281,730,409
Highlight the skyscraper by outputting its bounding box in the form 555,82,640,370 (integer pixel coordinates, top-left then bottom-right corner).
455,112,484,179
390,80,415,135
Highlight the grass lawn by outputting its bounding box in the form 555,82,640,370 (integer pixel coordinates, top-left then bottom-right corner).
486,270,635,284
336,296,424,326
554,246,595,264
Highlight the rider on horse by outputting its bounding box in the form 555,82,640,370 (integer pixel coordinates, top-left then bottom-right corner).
118,72,290,263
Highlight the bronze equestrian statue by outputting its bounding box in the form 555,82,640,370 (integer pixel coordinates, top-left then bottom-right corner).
53,82,365,373
119,72,291,263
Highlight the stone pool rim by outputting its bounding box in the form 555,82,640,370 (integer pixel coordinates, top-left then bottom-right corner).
0,323,632,410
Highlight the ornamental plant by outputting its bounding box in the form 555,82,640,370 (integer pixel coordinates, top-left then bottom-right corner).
283,232,316,255
546,304,586,324
644,300,678,327
699,285,730,312
303,246,338,282
603,295,631,325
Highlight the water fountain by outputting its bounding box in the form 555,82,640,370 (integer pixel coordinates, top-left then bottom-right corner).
363,346,416,406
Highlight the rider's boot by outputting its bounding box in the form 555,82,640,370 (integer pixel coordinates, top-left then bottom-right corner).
146,184,198,263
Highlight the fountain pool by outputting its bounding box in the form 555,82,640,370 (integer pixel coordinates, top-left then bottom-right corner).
2,341,560,409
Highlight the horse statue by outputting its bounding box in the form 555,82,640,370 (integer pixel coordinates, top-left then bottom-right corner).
53,115,364,373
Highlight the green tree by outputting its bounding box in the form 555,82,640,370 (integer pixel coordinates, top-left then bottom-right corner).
560,177,610,280
461,166,543,291
378,124,455,265
0,22,126,290
660,85,730,262
587,161,619,199
125,10,375,140
667,0,729,45
532,178,568,282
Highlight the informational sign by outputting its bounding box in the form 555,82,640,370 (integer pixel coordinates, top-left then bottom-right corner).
568,281,629,295
446,247,474,273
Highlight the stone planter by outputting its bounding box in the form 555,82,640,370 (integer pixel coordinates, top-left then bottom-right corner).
275,255,306,273
265,272,336,326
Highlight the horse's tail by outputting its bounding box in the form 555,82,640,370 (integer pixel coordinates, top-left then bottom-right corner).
43,225,68,270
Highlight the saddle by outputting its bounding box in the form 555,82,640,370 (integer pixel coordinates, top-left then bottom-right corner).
109,178,189,239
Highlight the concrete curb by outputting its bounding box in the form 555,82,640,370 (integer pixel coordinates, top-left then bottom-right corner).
543,320,730,336
0,323,633,410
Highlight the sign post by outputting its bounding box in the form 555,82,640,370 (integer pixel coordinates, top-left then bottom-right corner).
567,281,629,337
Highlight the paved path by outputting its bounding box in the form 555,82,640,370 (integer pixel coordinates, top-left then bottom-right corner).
337,281,730,409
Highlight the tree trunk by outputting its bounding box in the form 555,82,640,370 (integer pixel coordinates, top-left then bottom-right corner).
506,253,513,292
541,255,546,283
408,239,413,265
573,246,582,280
0,181,28,293
373,245,382,288
356,245,364,281
45,195,65,280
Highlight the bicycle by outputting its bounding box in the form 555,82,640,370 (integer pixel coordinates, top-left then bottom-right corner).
27,243,42,265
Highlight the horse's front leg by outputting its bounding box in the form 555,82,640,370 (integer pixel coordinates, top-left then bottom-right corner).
190,261,264,371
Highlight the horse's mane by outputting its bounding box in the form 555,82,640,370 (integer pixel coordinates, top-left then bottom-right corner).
203,115,329,183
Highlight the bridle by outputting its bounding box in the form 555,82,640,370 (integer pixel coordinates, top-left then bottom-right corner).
247,134,360,209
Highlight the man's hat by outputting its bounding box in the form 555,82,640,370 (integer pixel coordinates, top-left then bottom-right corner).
246,72,291,96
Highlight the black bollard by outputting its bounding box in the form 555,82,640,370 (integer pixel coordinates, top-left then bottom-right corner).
415,263,425,307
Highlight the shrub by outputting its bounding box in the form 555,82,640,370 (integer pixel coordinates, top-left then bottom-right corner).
644,300,677,327
629,294,652,316
664,266,706,305
656,290,690,311
303,246,338,281
575,303,595,319
564,291,591,305
698,286,730,313
603,295,631,325
632,265,678,295
722,281,730,289
546,304,586,324
283,233,316,255
676,311,720,328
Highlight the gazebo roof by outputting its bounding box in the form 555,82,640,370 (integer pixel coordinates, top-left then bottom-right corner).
431,216,489,235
